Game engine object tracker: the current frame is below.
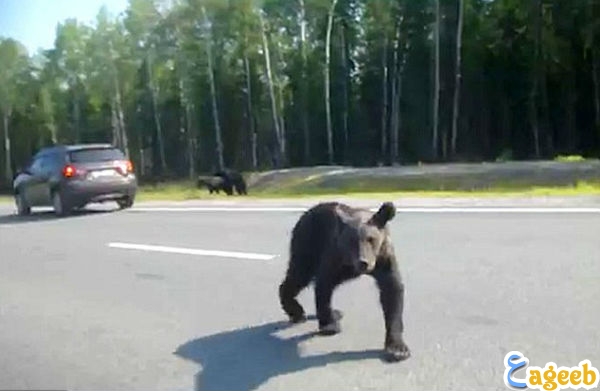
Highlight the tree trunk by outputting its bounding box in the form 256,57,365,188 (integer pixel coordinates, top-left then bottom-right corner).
110,99,119,147
391,22,410,166
202,6,225,171
73,88,80,143
49,123,58,145
109,40,129,158
593,48,600,139
397,41,410,164
340,22,350,164
566,72,577,152
187,87,195,176
178,79,186,140
540,58,552,156
137,104,146,178
114,73,129,159
299,0,310,165
432,0,441,160
3,109,12,183
501,92,511,153
275,40,287,165
389,23,401,165
325,0,338,165
41,87,57,144
147,52,167,172
178,78,195,180
529,0,542,158
259,11,282,168
451,0,464,158
243,55,257,170
482,93,492,158
529,82,540,159
187,102,196,180
381,35,389,163
587,0,600,143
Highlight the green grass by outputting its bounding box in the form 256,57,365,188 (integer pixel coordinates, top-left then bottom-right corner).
136,179,600,201
554,154,587,162
3,173,599,205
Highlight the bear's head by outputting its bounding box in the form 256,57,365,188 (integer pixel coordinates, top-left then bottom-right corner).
335,202,397,275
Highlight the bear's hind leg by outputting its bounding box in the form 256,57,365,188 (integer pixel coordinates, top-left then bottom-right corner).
279,274,310,324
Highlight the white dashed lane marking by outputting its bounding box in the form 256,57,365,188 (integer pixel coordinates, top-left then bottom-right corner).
107,242,278,261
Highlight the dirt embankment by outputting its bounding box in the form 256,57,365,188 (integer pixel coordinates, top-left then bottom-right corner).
245,160,600,193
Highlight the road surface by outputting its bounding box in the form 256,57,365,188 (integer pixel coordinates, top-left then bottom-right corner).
0,199,599,391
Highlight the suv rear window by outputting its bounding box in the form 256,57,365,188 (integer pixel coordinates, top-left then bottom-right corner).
69,148,125,163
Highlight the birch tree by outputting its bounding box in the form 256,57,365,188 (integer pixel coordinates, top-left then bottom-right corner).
259,10,284,167
325,0,339,165
201,5,225,171
432,0,441,160
450,0,464,158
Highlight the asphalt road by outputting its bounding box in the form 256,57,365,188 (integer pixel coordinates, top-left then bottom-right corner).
0,200,599,391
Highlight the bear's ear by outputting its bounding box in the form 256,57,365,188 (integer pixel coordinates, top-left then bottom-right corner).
369,202,396,228
335,205,359,226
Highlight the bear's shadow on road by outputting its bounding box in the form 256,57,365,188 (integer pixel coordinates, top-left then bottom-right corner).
174,316,384,391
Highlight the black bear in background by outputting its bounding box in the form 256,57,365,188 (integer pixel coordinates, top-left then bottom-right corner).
278,201,410,363
213,169,248,196
196,176,230,195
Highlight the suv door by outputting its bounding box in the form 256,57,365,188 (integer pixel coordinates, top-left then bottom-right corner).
21,155,45,206
37,151,63,205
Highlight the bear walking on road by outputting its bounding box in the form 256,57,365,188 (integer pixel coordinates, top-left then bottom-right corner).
278,201,410,362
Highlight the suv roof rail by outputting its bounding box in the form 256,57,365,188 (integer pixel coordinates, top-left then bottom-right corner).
33,143,118,157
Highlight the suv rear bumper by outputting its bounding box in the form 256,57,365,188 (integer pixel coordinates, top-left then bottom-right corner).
62,175,137,206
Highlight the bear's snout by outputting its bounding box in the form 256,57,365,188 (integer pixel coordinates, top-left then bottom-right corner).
358,260,369,273
358,258,376,274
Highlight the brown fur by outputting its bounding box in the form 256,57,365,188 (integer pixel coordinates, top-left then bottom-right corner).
197,176,229,195
278,201,411,362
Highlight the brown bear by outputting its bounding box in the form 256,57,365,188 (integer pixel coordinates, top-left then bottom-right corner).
197,176,232,195
278,201,410,362
213,169,248,196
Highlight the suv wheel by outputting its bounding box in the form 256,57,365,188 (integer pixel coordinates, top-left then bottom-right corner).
117,196,134,210
15,192,31,216
52,190,71,217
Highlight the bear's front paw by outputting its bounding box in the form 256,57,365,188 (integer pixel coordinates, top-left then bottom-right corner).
332,309,343,321
383,339,411,362
289,312,307,324
318,320,341,336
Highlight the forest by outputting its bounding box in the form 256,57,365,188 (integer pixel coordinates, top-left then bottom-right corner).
0,0,599,187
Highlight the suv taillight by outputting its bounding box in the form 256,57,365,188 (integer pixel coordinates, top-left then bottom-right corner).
62,164,86,178
62,165,76,178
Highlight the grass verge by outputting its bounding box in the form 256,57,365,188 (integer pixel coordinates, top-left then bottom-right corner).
2,178,598,205
136,179,600,201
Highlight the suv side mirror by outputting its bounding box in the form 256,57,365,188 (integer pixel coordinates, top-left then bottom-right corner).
17,167,31,176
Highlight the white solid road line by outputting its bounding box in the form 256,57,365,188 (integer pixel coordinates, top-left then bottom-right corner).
383,207,600,213
130,206,600,213
107,242,278,261
132,207,307,212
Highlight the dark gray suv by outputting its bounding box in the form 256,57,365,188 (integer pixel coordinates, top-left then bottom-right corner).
13,144,138,216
